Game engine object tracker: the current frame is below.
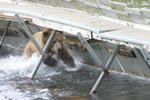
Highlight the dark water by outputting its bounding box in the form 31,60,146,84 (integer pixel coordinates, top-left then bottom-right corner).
0,37,150,100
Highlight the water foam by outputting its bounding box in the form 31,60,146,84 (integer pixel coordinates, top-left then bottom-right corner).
0,52,82,100
0,54,60,100
56,59,82,71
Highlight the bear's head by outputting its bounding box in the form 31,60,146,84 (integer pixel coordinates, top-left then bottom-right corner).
53,40,63,53
42,29,64,53
42,28,53,44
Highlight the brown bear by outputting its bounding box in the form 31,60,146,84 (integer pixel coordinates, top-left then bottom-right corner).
23,28,53,57
52,38,76,67
23,28,76,67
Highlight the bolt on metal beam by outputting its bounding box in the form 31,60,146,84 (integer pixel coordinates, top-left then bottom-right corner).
90,45,120,94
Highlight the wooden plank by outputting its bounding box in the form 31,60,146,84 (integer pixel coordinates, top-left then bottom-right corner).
0,15,32,22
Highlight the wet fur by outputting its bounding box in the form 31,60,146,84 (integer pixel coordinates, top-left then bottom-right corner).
24,28,76,67
23,28,53,57
53,40,76,67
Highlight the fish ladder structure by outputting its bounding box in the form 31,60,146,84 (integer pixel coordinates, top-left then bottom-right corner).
0,0,150,94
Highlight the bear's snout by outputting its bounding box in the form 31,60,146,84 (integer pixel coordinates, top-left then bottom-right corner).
58,48,63,53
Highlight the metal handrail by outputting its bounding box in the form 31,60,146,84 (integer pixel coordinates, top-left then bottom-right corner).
0,8,100,33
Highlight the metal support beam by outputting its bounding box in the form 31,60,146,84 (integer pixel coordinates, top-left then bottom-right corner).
140,48,150,66
0,8,99,33
30,30,57,80
90,45,120,94
77,32,103,67
15,14,44,55
0,21,11,48
77,32,120,94
15,14,57,79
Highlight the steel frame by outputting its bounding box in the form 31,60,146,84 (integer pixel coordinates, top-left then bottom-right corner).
90,45,120,94
31,30,57,79
0,21,11,48
0,2,149,96
77,32,120,94
15,14,57,79
77,32,103,67
0,8,99,33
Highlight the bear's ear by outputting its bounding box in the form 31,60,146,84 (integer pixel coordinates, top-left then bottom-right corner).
43,28,52,37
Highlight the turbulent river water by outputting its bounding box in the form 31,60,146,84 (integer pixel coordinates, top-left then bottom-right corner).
0,37,150,100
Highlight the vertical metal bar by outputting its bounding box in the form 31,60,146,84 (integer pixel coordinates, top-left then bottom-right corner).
90,45,120,94
77,32,103,67
30,30,57,80
15,14,44,55
105,45,120,68
0,21,11,48
116,57,126,72
140,48,150,66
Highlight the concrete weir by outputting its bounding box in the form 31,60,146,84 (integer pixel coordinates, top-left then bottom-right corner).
0,0,150,94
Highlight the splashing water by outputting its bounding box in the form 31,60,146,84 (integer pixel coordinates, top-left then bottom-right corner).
0,43,150,100
0,53,81,78
0,52,77,99
0,54,51,78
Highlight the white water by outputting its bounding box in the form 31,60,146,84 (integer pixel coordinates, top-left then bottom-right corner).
0,53,81,100
0,54,54,100
1,43,150,100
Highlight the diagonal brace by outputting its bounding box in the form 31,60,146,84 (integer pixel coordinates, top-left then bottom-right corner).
15,14,57,79
30,30,57,79
77,32,120,94
90,45,120,94
0,21,11,48
15,14,44,55
77,32,103,67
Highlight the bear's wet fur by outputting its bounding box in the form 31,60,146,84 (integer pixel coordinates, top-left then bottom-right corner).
52,39,76,67
23,28,53,57
24,28,76,67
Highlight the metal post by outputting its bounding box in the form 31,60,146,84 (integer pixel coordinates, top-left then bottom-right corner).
90,45,120,94
77,32,103,67
15,14,44,55
140,48,150,66
0,21,11,48
30,30,57,80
